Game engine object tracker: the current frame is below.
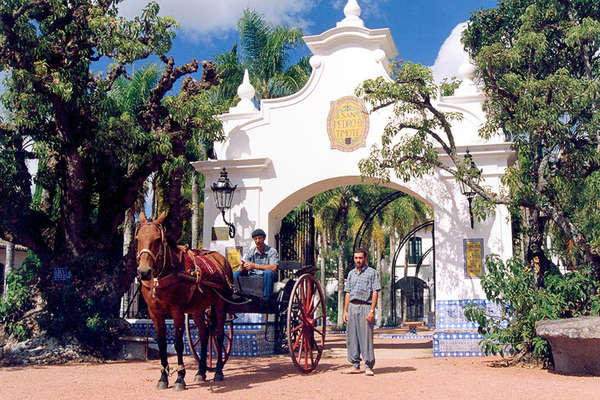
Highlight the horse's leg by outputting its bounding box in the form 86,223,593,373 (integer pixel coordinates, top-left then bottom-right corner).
213,304,226,382
172,311,186,391
153,317,169,390
192,311,208,382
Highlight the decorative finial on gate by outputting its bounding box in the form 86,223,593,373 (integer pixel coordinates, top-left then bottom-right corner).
337,0,364,28
230,69,258,113
453,53,481,96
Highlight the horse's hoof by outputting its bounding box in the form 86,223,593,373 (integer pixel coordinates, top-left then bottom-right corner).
194,373,206,382
213,373,224,382
174,382,186,391
157,381,168,390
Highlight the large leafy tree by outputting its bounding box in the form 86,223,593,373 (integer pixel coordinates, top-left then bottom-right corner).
462,0,600,280
0,1,223,348
358,0,600,285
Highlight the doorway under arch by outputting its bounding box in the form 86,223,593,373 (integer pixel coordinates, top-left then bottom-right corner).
269,179,433,328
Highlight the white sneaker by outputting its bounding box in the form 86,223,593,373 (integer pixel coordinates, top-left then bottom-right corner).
365,368,374,376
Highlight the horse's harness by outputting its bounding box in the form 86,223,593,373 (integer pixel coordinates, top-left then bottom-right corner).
136,221,233,298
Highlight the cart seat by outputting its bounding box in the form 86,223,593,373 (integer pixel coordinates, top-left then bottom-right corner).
234,274,267,298
233,260,304,299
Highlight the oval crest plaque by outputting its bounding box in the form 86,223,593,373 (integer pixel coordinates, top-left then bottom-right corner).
327,96,369,152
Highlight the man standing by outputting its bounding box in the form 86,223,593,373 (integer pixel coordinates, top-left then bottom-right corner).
343,248,381,376
234,228,279,298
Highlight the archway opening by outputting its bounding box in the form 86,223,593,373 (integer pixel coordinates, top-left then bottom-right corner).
270,179,434,330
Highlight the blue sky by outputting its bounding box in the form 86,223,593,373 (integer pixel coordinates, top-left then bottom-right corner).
118,0,499,82
2,1,500,109
2,1,499,106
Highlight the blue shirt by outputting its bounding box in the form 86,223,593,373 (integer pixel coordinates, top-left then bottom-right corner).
244,244,279,276
344,266,381,303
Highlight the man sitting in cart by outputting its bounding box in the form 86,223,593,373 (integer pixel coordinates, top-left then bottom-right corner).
234,228,279,298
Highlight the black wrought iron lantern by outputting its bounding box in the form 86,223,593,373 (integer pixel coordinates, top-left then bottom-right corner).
211,167,237,238
459,149,481,229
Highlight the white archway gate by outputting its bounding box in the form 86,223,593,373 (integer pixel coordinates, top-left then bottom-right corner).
193,1,513,357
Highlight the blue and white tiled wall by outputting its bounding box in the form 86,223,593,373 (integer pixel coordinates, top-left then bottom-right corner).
128,313,275,357
433,299,504,357
129,301,505,358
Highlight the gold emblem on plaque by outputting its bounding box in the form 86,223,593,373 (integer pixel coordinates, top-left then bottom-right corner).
327,96,369,152
464,239,484,277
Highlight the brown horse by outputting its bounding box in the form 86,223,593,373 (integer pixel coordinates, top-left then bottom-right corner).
135,211,233,389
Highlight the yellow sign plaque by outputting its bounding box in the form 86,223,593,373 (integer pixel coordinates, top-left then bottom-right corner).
327,96,369,152
464,239,484,277
226,246,243,271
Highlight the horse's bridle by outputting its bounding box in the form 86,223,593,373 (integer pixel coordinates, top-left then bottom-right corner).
136,222,168,278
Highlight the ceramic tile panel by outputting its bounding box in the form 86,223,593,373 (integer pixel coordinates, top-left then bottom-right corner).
433,331,484,357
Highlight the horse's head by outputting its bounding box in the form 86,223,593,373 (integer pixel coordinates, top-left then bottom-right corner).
135,211,167,280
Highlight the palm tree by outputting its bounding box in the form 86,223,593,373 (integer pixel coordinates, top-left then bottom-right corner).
195,9,311,244
109,65,160,316
313,186,356,327
109,65,161,250
313,185,431,327
236,9,311,101
212,44,245,105
383,196,431,324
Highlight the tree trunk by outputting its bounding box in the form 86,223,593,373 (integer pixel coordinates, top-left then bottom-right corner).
375,240,383,326
524,208,554,288
120,207,137,317
191,172,199,249
336,193,349,328
337,247,345,328
319,230,326,301
388,227,396,325
122,208,135,257
151,174,159,219
3,241,14,299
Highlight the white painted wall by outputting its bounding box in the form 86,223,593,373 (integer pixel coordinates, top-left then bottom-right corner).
193,5,514,303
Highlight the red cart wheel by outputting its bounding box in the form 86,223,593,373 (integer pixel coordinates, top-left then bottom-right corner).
185,311,234,371
286,273,326,373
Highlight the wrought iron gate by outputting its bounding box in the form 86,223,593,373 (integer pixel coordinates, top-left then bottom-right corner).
276,203,315,267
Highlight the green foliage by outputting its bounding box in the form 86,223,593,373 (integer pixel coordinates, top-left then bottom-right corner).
356,61,488,212
37,252,125,354
0,2,227,351
462,0,600,266
235,9,310,100
464,255,600,363
440,78,461,96
0,252,40,340
326,294,338,326
357,0,600,274
0,0,223,262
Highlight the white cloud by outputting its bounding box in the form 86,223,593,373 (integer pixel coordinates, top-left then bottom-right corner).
431,22,469,83
119,0,316,40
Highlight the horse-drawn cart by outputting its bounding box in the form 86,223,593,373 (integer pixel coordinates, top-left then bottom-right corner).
136,214,326,388
185,261,327,373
